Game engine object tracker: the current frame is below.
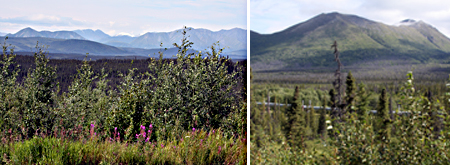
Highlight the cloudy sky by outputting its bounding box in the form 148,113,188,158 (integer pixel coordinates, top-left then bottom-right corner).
251,0,450,37
0,0,246,36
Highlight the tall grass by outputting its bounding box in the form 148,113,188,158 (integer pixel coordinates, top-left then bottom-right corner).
1,128,246,164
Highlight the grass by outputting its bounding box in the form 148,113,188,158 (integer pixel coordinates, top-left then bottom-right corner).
1,128,246,164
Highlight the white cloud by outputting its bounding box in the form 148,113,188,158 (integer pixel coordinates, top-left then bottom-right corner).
0,0,246,36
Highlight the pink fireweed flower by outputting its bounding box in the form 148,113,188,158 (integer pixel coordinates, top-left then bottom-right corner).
192,128,195,131
161,144,164,148
149,124,152,128
218,146,221,154
136,134,139,139
114,127,117,132
91,124,94,128
145,137,149,143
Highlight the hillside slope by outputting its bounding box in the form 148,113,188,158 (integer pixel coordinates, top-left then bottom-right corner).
251,12,450,70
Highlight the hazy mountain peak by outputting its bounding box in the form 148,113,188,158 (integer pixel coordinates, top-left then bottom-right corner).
395,19,418,26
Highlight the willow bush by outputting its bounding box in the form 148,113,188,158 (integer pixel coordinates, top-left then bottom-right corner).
0,26,245,143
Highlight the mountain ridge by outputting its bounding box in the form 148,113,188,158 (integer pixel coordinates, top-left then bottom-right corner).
250,12,450,70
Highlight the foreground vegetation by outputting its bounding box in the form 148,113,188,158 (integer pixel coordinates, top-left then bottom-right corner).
0,28,246,164
1,128,246,164
251,42,450,164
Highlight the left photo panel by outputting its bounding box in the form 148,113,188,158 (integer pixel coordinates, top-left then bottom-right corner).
0,0,247,164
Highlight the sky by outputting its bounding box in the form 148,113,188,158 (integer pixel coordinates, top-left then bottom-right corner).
251,0,450,38
0,0,247,36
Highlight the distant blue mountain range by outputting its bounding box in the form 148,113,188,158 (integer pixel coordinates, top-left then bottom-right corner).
0,27,247,59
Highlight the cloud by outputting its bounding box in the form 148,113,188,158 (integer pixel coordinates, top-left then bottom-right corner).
0,15,87,27
0,0,246,36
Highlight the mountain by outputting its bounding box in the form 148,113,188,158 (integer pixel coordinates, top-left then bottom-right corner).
3,27,247,59
73,29,110,42
250,12,450,70
0,32,6,36
7,27,246,53
10,27,85,40
3,37,131,55
99,35,136,47
131,28,246,52
2,36,202,58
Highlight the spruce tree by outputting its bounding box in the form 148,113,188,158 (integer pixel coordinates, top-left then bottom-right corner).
318,96,327,138
329,88,337,119
285,86,300,135
286,86,306,149
377,88,390,141
309,103,318,138
345,71,357,113
356,83,369,122
288,104,306,149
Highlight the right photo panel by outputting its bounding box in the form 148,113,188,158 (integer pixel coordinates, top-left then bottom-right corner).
250,0,450,164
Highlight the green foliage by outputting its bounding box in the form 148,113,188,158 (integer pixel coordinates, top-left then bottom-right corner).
142,27,244,138
356,83,370,122
0,28,246,164
0,38,21,131
345,71,357,112
1,129,246,164
59,57,112,133
317,97,327,138
16,42,59,137
376,88,391,141
252,70,450,164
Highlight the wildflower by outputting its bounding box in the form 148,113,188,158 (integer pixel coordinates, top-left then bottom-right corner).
136,134,139,139
91,124,94,128
327,125,333,130
218,146,221,154
161,144,164,148
192,128,195,131
174,146,176,149
326,120,331,124
114,127,117,132
145,137,149,143
149,124,152,128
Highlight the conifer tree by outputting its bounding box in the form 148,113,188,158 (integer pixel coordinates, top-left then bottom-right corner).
286,86,306,149
250,68,265,147
329,88,337,119
345,71,357,113
288,106,306,149
309,103,318,138
318,96,327,138
285,86,300,134
377,88,390,141
356,83,370,122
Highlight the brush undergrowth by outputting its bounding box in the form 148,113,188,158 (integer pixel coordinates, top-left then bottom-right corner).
0,27,246,164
